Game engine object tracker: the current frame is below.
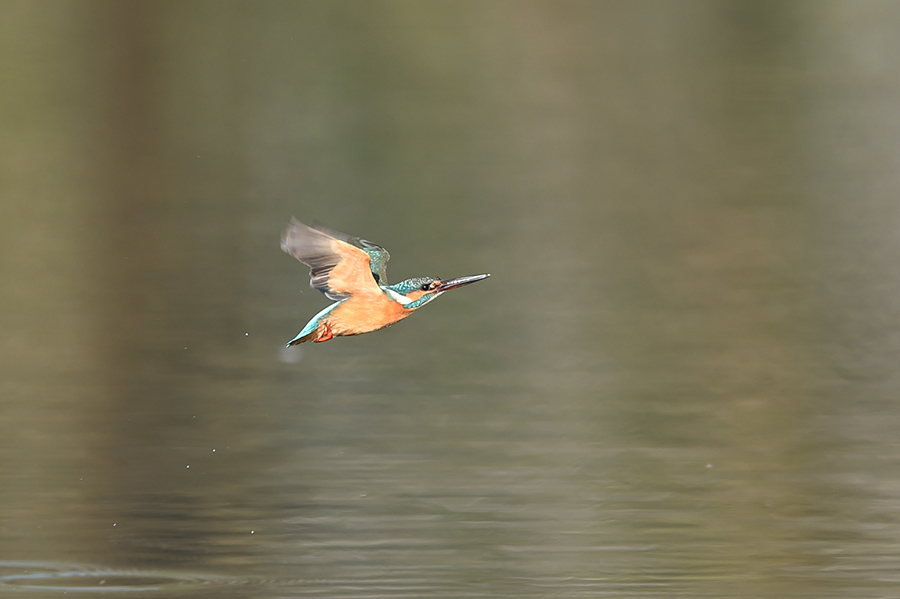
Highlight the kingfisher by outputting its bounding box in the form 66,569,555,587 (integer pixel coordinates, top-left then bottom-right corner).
281,218,490,345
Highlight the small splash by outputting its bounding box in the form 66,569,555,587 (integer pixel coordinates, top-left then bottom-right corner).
278,345,303,364
0,561,224,593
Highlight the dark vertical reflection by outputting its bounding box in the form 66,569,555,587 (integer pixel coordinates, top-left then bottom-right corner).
79,2,252,566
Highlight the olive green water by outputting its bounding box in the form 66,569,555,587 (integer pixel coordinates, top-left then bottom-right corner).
3,2,900,597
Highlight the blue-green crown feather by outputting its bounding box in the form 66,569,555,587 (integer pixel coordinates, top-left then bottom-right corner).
385,277,442,309
385,277,436,295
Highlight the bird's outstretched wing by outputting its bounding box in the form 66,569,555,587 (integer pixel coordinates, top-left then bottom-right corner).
310,222,391,286
281,218,388,300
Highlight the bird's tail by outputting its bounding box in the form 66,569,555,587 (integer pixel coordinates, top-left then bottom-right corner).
285,303,341,346
285,330,318,346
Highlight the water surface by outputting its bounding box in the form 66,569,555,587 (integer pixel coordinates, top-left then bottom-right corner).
3,2,900,597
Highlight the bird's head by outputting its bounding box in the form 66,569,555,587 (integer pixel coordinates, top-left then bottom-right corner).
384,274,490,309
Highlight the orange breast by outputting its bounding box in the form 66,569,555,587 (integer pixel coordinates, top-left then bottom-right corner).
327,293,413,336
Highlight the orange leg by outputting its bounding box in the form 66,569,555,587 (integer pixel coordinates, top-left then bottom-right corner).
315,322,334,343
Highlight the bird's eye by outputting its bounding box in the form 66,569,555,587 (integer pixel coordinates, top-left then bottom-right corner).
420,283,430,291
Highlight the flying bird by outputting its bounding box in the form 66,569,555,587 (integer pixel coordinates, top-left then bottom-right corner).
281,218,489,345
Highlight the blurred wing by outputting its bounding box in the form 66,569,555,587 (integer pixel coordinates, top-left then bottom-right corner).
307,221,391,285
281,218,384,300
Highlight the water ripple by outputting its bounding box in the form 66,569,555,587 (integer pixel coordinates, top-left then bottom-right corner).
0,561,226,593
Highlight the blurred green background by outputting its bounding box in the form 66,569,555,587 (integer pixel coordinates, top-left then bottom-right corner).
3,2,900,597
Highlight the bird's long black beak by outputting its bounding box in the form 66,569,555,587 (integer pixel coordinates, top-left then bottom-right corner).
435,273,490,292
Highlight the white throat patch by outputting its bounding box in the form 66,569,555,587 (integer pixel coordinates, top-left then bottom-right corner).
386,289,413,305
